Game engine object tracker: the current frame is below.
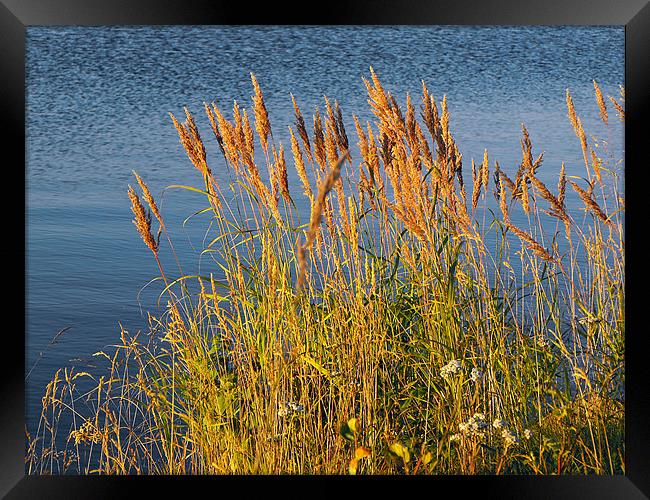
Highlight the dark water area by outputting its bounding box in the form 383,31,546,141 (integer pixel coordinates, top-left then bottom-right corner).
26,26,624,435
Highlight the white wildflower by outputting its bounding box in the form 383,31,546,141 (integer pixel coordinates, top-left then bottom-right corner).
440,359,462,379
450,433,462,442
470,367,483,382
458,413,488,439
492,419,507,430
278,401,304,417
523,429,532,440
501,428,519,447
287,402,305,412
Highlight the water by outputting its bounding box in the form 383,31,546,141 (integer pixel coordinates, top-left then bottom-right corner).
26,26,624,434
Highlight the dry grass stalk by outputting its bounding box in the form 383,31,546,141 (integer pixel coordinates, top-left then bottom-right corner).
325,96,349,155
170,108,209,177
335,101,349,154
556,163,572,238
170,108,223,212
133,171,163,228
593,80,608,125
313,110,327,170
289,127,312,201
420,80,439,141
415,123,432,169
498,180,509,223
565,90,590,172
291,94,313,163
608,95,625,122
590,148,603,184
128,185,157,253
506,221,556,263
440,95,450,147
521,176,530,215
471,159,482,213
528,174,567,222
499,168,517,199
348,196,359,261
481,150,490,191
363,67,392,126
242,109,255,162
558,163,567,207
566,89,579,132
251,73,272,152
354,117,384,197
511,126,544,203
207,103,239,171
569,180,610,224
405,94,418,153
204,102,226,158
324,114,341,171
273,144,292,204
296,150,350,289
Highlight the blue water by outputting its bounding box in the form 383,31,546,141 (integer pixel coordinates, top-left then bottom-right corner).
26,26,624,433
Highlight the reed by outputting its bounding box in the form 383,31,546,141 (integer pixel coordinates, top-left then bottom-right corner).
28,71,624,475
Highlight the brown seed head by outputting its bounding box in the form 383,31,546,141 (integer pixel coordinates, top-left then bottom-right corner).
251,73,272,152
593,80,609,125
133,171,163,228
128,185,157,253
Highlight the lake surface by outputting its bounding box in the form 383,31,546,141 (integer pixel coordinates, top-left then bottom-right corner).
26,26,624,433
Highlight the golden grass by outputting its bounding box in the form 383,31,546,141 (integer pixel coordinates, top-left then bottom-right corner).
28,73,624,475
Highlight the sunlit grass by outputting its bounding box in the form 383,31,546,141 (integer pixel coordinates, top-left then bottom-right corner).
26,71,624,475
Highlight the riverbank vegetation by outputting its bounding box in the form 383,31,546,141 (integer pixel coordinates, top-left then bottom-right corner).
27,71,624,474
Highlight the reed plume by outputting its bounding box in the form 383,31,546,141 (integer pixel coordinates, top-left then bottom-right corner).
593,80,608,125
608,95,625,121
296,150,350,289
565,89,590,172
289,127,312,201
291,94,313,163
128,185,157,253
133,171,163,228
569,179,610,224
251,72,272,152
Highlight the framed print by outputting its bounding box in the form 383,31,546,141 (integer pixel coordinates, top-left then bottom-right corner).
3,0,649,497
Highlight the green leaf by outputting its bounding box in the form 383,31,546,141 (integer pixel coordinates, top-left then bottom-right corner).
340,418,358,442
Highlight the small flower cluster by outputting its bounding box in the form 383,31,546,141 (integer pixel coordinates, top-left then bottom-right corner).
492,419,507,430
278,401,305,417
440,360,484,383
451,416,532,448
501,428,519,447
457,412,489,439
493,418,529,447
440,359,462,379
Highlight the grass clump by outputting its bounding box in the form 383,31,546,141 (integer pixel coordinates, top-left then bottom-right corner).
27,71,624,475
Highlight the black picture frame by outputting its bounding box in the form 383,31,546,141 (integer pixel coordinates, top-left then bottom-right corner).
3,0,648,497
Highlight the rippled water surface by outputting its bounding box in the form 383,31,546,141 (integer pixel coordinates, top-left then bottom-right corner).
26,26,624,430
